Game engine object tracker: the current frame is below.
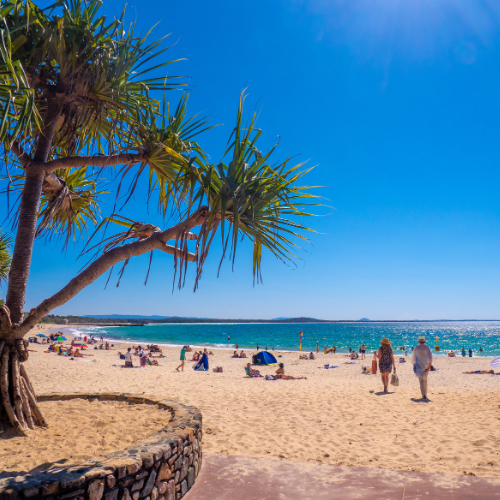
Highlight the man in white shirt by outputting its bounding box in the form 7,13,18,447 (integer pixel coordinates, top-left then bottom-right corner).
411,336,432,400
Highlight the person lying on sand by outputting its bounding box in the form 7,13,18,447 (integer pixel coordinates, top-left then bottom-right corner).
463,370,495,374
276,363,307,380
299,354,308,360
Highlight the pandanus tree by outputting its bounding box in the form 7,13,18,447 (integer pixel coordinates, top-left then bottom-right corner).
0,0,317,435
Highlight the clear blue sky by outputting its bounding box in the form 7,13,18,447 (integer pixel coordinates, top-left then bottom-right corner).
4,0,500,320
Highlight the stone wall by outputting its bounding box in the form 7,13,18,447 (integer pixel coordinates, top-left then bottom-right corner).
0,393,203,500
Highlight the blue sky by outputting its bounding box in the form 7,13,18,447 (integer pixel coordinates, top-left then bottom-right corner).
3,0,500,320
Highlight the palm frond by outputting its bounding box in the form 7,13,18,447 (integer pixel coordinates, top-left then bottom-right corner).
0,228,12,283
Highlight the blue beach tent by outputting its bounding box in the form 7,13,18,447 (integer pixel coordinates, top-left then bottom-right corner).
255,351,278,365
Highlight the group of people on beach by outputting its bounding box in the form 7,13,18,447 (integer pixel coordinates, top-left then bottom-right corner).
372,336,433,398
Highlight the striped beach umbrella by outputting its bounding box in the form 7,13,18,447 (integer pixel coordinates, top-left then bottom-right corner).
490,357,500,368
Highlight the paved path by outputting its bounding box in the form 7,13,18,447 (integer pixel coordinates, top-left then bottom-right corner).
185,453,500,500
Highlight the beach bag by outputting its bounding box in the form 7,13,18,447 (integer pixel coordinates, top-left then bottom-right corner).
265,375,276,380
390,373,399,386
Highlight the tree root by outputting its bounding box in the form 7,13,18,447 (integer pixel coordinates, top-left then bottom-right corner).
0,341,47,435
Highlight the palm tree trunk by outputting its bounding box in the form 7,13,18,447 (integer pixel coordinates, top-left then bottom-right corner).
0,339,46,435
5,170,45,325
1,98,60,434
5,96,61,326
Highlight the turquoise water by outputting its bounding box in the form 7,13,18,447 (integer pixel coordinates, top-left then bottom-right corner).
74,321,500,356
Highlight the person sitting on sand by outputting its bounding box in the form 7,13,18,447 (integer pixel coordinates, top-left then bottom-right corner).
275,363,307,380
74,349,83,358
239,351,247,358
463,369,494,374
191,352,200,361
208,350,214,355
185,346,192,352
309,352,315,360
232,351,239,358
246,363,261,377
448,351,456,357
67,347,74,356
105,342,110,350
350,352,359,360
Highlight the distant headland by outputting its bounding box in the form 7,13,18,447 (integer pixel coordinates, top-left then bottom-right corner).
40,314,500,326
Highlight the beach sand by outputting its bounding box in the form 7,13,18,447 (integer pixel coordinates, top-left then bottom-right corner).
10,325,500,478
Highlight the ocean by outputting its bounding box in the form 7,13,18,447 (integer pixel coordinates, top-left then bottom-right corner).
72,321,500,356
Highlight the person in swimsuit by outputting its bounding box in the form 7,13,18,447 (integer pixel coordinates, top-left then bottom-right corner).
377,338,395,393
275,363,307,380
360,344,366,360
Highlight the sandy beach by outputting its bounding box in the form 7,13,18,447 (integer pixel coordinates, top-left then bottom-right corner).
8,324,500,478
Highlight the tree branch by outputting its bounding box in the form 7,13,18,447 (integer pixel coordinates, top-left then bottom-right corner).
13,207,211,337
10,142,32,169
44,153,145,173
157,244,196,261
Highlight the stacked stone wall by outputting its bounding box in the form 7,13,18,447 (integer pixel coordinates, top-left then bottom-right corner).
0,393,202,500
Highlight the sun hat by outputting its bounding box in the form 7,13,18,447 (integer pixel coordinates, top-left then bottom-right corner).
418,336,426,342
381,338,391,347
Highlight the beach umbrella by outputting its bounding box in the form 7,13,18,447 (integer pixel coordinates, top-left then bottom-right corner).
56,336,67,341
36,333,47,337
490,357,500,368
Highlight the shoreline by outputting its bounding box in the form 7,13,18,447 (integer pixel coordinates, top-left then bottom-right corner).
54,324,500,358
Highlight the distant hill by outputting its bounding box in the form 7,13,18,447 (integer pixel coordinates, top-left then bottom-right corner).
83,314,201,319
39,314,500,325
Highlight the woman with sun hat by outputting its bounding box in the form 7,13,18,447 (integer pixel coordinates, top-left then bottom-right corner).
376,338,395,393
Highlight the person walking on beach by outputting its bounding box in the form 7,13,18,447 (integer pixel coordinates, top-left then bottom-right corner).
316,342,319,353
176,346,187,372
138,345,146,367
371,351,378,375
377,338,395,393
412,336,432,400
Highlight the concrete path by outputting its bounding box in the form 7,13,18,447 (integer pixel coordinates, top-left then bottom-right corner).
185,453,500,500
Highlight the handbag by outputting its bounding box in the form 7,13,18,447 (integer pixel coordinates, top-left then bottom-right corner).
390,373,399,386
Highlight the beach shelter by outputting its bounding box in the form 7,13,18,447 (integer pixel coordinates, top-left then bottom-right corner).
490,357,500,368
56,336,67,341
255,351,278,365
36,333,47,337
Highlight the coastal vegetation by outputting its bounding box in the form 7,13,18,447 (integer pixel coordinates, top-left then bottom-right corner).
0,0,317,434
